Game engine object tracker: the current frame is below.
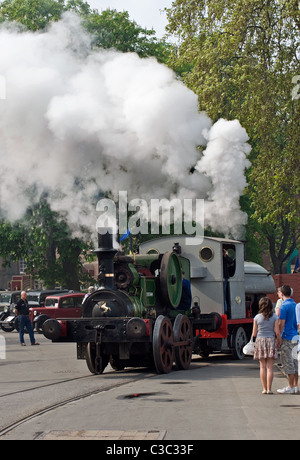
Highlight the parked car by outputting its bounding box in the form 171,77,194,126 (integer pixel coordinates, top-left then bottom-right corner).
0,290,42,332
0,291,22,331
29,292,85,332
26,289,73,307
0,291,21,313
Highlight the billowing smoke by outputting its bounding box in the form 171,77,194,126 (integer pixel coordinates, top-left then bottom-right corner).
196,119,251,237
0,13,251,239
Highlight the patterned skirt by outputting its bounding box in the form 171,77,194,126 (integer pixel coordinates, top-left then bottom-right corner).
253,337,278,360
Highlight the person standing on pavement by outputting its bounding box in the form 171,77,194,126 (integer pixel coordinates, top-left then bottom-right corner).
277,285,298,394
252,297,281,394
15,291,39,346
275,287,284,317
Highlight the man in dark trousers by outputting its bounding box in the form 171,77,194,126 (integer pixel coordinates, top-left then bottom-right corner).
15,291,39,346
223,248,234,314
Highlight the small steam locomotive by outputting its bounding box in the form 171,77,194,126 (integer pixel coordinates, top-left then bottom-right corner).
42,231,275,374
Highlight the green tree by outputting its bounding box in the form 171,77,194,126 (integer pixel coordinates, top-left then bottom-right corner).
0,201,95,289
166,0,300,272
84,9,171,63
0,0,171,63
0,0,66,30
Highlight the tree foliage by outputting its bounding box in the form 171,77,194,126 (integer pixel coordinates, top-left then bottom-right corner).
166,0,300,272
0,0,171,62
0,0,65,30
84,8,171,63
0,201,95,289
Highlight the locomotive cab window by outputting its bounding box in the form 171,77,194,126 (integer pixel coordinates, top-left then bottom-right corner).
223,244,236,278
199,246,214,262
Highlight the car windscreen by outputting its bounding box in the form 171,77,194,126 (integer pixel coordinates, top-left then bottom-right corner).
0,293,11,303
45,298,58,307
27,294,40,302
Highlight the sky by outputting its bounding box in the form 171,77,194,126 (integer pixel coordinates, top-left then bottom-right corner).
86,0,174,38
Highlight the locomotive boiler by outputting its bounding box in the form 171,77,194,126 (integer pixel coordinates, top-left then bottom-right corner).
42,231,276,374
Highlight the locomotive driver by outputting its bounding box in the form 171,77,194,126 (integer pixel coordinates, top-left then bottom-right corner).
15,291,39,346
178,271,192,311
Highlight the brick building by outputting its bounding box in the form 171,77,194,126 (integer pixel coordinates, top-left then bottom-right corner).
0,257,37,291
268,273,300,304
0,257,19,290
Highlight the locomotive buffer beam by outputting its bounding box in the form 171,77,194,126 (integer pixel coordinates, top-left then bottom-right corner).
44,317,153,344
191,313,223,334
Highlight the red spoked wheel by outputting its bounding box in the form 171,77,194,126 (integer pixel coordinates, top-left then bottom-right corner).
153,315,174,374
173,314,193,370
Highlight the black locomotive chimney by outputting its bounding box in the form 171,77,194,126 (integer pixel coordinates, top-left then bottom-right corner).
95,228,117,288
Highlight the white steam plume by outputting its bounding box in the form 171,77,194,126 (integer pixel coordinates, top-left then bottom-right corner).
196,119,251,237
0,13,251,239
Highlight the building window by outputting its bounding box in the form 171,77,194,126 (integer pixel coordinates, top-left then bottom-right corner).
19,259,27,274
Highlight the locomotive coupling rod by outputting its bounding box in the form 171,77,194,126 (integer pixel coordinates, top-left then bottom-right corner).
164,340,192,350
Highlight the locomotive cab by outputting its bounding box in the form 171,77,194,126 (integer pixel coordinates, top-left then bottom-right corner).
139,236,246,320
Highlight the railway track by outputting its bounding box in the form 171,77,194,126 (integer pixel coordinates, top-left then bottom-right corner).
0,373,94,399
0,333,158,438
0,367,156,437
